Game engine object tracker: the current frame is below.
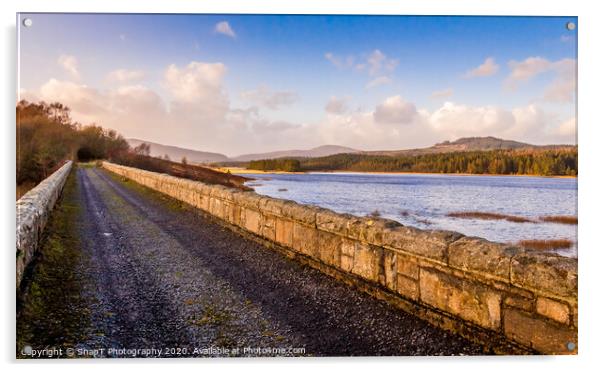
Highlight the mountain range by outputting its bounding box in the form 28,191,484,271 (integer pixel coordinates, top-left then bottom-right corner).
127,136,574,164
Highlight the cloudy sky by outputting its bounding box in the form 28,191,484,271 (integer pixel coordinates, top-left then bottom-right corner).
18,14,577,156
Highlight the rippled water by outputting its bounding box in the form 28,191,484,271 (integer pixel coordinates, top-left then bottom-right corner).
240,172,578,257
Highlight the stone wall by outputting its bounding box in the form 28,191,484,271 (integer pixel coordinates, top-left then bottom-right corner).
102,162,578,354
16,161,73,289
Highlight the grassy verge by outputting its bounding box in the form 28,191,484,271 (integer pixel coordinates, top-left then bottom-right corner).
16,167,90,357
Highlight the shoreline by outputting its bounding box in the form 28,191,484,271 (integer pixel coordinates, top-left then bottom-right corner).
212,167,577,179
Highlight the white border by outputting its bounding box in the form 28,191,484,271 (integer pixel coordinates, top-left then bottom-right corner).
2,1,601,371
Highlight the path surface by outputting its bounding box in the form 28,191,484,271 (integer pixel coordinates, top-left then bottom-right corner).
17,166,487,357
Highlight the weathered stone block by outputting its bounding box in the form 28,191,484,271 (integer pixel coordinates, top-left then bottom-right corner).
536,297,570,325
349,218,402,246
449,237,521,280
383,250,397,291
209,197,224,219
260,198,287,217
340,239,355,272
292,223,319,257
316,230,342,267
503,295,534,312
242,208,262,234
316,208,351,235
282,202,318,226
275,218,294,247
396,274,419,301
226,203,241,225
260,214,277,241
233,192,263,209
396,254,419,279
504,308,577,354
351,244,382,282
420,269,501,330
511,252,577,298
198,195,210,211
384,226,460,263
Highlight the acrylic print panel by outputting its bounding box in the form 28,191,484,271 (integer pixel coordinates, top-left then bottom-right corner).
16,13,577,358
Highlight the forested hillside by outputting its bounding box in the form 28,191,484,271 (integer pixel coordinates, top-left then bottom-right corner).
248,148,578,176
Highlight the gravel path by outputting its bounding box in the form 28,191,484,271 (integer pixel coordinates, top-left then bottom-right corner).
17,166,487,357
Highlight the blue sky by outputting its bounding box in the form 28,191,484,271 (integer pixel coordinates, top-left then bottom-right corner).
18,14,577,155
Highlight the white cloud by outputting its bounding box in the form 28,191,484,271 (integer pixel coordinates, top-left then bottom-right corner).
560,35,572,43
30,61,311,154
215,21,236,38
325,49,398,87
324,52,354,69
506,56,551,84
57,54,79,79
429,102,512,137
240,85,298,110
553,117,577,142
431,88,454,100
366,76,392,89
39,79,106,118
506,57,576,103
427,101,575,145
324,96,349,114
464,57,499,78
373,95,417,125
25,54,577,156
543,58,576,103
106,69,146,84
164,61,227,105
364,49,398,76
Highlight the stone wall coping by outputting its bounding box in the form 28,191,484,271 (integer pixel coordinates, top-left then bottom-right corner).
16,161,73,288
101,162,578,304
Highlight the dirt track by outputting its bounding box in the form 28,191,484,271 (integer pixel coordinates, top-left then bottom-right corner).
17,166,486,357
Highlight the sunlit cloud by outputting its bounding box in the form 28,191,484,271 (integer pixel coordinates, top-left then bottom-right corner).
366,76,392,89
57,54,79,79
214,21,236,38
505,57,576,103
240,85,298,110
463,57,499,78
106,69,146,84
431,88,454,100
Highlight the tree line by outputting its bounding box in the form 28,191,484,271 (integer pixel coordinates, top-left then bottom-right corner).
17,100,130,185
246,148,577,176
248,158,302,172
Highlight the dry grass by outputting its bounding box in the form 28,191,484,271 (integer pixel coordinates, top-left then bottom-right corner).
540,215,578,225
518,239,573,250
447,211,534,223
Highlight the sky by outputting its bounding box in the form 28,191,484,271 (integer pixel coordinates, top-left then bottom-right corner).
18,14,577,156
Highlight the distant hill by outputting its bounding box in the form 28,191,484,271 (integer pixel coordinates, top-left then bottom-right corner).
364,136,574,157
231,145,360,162
127,136,574,165
434,136,533,150
127,139,229,164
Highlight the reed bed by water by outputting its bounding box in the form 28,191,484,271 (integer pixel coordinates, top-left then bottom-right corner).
447,211,534,223
448,211,579,226
539,215,578,225
517,239,573,250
